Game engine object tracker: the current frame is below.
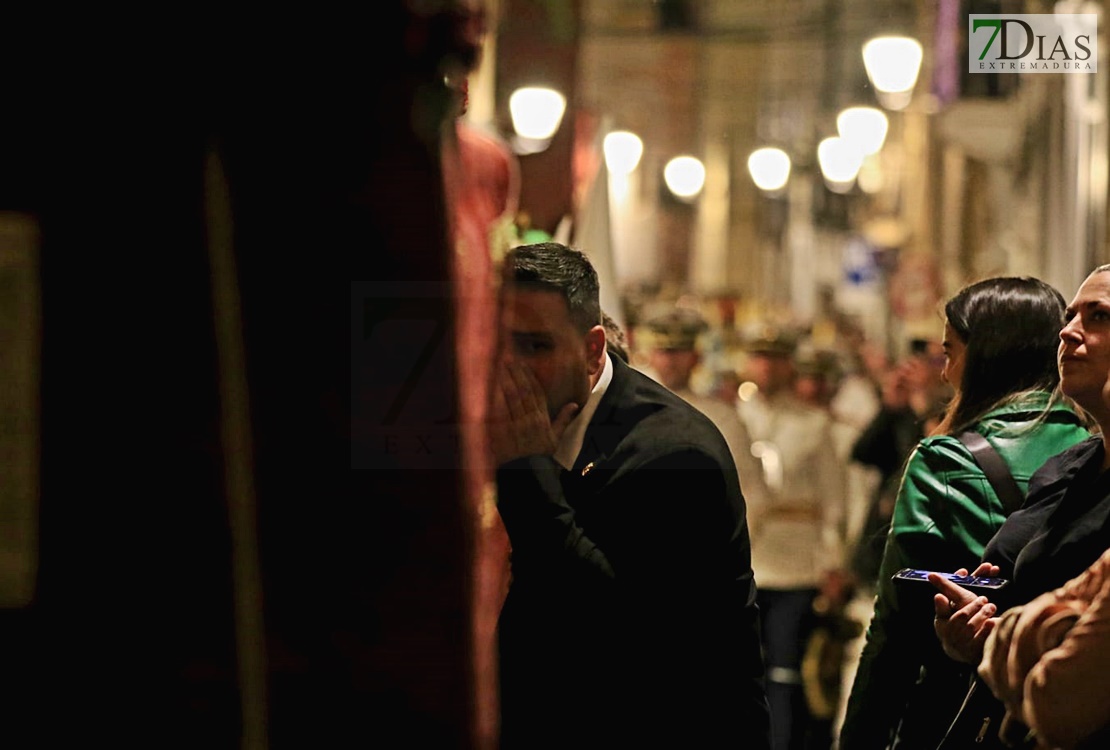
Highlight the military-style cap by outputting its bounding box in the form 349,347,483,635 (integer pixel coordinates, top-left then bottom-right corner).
744,327,797,357
643,307,709,351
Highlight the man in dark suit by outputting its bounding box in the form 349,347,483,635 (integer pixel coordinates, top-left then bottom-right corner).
489,242,771,749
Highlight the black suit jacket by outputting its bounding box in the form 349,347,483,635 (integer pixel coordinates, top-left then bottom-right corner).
496,355,771,749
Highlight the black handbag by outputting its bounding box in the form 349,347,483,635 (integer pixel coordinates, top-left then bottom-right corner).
934,434,1033,750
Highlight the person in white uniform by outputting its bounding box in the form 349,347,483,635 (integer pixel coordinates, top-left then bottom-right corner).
737,330,849,750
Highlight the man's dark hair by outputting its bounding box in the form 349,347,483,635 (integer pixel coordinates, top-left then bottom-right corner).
504,242,601,333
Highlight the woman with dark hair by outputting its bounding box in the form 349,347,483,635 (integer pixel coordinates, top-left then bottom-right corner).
838,277,1091,750
932,278,1074,436
922,264,1110,749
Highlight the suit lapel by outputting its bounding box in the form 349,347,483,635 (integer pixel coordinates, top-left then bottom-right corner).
570,355,635,479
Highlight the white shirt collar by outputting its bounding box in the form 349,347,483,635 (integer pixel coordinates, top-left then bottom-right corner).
553,352,614,470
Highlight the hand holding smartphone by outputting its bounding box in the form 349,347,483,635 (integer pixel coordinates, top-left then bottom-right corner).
926,567,1004,665
892,567,1008,592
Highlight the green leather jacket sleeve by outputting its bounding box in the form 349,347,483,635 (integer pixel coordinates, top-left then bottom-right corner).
840,441,988,748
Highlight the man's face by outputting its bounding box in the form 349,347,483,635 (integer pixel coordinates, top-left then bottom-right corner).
746,352,793,393
500,287,605,419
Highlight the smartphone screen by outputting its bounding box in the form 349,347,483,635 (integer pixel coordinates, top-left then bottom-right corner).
892,568,1008,590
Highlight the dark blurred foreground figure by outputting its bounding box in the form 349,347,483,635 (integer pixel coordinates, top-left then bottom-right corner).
0,2,506,747
489,242,771,749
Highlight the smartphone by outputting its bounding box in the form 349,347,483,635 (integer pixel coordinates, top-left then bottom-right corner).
892,567,1009,592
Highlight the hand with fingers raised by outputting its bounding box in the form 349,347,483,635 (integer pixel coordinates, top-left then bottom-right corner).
489,360,579,467
929,563,1001,664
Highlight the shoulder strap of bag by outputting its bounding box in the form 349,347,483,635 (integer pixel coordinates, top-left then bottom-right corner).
957,431,1025,515
936,677,1015,750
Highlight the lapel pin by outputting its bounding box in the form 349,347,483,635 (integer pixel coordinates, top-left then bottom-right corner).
581,461,595,477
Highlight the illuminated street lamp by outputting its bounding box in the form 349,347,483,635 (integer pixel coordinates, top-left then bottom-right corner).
508,87,567,153
663,155,706,200
817,136,864,193
509,87,566,138
836,107,889,156
747,147,792,193
603,131,644,175
862,36,923,111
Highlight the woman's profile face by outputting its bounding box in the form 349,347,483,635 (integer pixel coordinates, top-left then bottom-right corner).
1059,271,1110,421
941,320,967,390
